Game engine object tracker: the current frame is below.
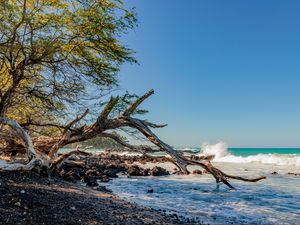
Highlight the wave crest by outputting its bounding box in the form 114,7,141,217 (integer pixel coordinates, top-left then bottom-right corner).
199,142,300,167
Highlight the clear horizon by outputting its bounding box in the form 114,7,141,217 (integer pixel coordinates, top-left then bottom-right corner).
119,0,300,148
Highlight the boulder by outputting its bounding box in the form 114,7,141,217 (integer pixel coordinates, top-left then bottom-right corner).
99,175,110,183
150,166,170,176
96,186,112,193
287,172,300,176
86,177,98,187
127,165,145,176
85,169,101,178
142,168,150,176
147,188,154,193
192,169,202,175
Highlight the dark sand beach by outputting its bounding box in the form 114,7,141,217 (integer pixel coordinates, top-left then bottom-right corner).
0,171,193,225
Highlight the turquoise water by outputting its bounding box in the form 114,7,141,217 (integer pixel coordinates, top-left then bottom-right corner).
189,144,300,167
179,147,300,156
178,147,300,156
228,148,300,156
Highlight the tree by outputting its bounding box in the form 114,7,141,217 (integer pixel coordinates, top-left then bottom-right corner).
0,0,137,119
0,89,266,189
0,1,266,189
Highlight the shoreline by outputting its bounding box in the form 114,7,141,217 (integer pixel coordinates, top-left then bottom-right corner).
0,170,197,225
104,161,300,225
1,153,299,224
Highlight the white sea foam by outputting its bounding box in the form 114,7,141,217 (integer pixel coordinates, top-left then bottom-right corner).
215,153,300,167
103,143,300,224
105,171,300,225
201,142,229,158
199,142,300,167
175,147,199,152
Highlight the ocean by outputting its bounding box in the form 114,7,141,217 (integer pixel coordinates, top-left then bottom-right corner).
229,147,300,156
102,143,300,225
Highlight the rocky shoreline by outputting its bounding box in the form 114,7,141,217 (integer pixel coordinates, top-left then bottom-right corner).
0,153,207,224
53,152,298,190
1,152,298,225
53,153,175,188
0,170,199,225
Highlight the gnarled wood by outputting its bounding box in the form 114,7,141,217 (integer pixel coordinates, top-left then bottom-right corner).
0,90,266,189
0,118,49,171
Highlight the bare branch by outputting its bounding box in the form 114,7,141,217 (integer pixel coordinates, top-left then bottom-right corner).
123,89,154,117
49,148,91,171
65,109,89,131
0,117,36,160
1,89,266,189
185,158,266,189
98,96,119,123
20,122,72,131
0,118,48,171
143,120,167,128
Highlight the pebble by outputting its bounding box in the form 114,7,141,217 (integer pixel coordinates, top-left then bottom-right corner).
14,202,21,207
147,188,154,193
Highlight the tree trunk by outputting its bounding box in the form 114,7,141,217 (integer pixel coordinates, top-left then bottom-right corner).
0,90,266,188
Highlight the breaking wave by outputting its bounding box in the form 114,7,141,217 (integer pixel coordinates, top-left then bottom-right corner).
200,142,300,167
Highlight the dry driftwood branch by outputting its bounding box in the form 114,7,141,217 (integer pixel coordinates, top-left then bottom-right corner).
99,96,119,122
49,147,92,171
0,119,93,172
0,90,266,188
47,109,89,158
65,109,89,131
143,120,168,128
0,118,37,161
184,158,265,189
0,118,49,171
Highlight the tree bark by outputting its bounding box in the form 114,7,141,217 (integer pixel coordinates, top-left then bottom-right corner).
0,118,49,171
0,90,266,188
0,63,25,117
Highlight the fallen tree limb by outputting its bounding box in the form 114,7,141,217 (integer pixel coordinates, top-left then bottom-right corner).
0,118,49,171
0,118,36,160
185,158,266,189
0,90,266,189
49,147,92,171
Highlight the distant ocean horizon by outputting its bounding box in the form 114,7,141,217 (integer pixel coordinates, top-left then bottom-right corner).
229,147,300,156
177,146,300,156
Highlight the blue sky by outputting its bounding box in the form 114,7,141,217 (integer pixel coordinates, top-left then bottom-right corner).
119,0,300,147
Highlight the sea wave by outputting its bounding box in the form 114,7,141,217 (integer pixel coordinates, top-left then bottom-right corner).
199,142,300,167
175,147,200,152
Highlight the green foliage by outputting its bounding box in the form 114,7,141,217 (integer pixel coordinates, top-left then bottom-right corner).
0,0,137,122
100,91,149,117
